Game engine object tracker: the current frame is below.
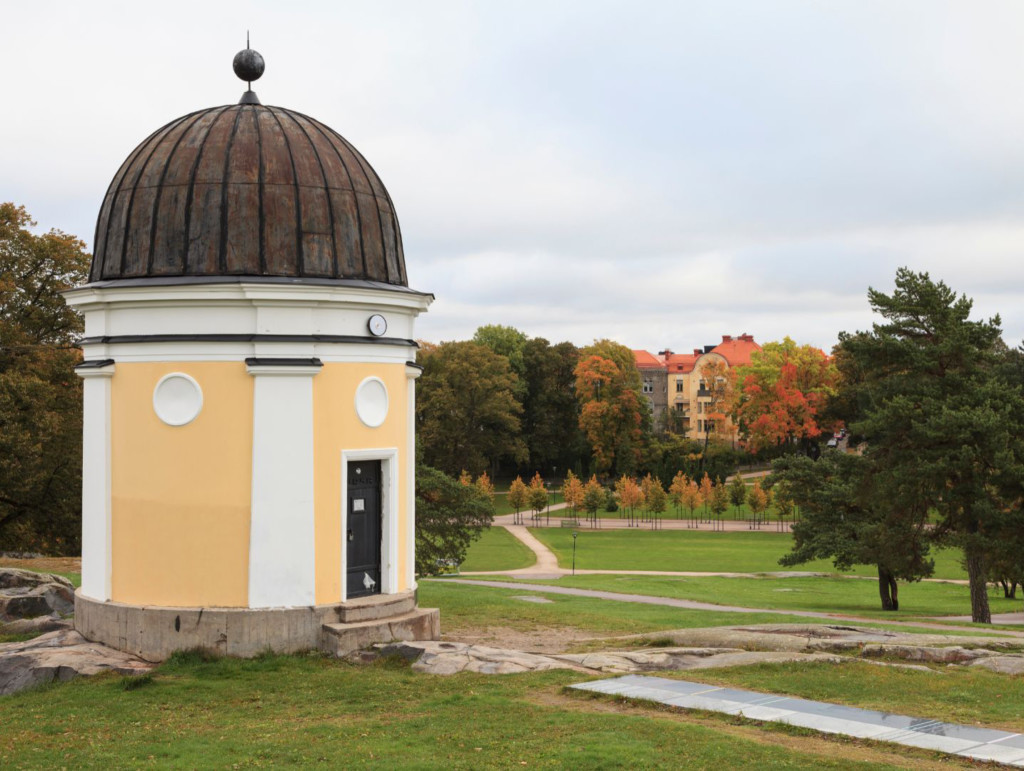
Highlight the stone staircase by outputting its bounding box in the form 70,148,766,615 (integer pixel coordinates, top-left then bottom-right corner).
319,591,439,656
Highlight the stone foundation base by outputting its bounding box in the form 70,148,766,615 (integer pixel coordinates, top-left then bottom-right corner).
74,590,440,662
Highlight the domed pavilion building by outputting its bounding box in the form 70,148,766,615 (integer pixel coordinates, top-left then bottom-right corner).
63,49,438,660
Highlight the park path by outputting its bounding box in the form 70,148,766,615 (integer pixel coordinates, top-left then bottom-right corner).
456,518,1024,632
437,577,1024,637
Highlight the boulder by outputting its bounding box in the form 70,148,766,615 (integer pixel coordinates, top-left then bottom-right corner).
0,568,75,621
859,644,997,664
969,656,1024,676
0,629,153,696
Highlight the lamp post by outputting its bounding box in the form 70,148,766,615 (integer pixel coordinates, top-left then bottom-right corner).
572,532,578,576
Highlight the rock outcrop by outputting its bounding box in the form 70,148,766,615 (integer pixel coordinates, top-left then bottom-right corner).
0,629,153,696
0,568,75,621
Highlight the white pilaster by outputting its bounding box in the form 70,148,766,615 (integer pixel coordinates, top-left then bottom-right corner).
405,364,422,590
247,362,321,608
77,362,115,601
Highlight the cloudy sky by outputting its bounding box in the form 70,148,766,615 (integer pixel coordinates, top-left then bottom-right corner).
4,1,1024,353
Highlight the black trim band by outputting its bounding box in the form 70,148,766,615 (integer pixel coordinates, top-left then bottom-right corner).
75,358,116,370
245,357,323,368
78,334,418,348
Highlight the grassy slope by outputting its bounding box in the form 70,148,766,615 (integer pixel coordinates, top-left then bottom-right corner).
0,654,973,770
530,527,968,579
458,527,535,572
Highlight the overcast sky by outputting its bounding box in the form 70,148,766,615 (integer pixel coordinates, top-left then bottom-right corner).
4,1,1024,353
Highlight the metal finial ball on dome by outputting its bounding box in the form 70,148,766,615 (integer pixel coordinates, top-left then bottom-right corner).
233,48,265,83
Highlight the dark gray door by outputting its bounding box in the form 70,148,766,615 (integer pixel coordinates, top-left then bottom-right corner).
347,460,382,598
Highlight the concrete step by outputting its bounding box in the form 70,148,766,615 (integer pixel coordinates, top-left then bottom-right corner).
334,591,417,624
320,608,440,657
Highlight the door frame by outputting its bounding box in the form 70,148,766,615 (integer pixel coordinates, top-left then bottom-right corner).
340,448,398,602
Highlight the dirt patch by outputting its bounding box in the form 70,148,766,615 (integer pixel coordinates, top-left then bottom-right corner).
443,625,615,655
533,688,976,770
0,557,80,576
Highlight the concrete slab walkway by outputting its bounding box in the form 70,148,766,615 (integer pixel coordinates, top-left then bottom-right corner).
571,675,1024,767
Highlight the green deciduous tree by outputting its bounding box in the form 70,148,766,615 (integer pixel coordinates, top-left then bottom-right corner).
416,341,527,476
415,465,494,576
728,474,747,511
521,338,585,473
0,203,90,554
709,478,730,520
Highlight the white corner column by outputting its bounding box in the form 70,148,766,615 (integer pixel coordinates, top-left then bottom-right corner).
76,360,116,601
405,363,422,590
247,358,321,608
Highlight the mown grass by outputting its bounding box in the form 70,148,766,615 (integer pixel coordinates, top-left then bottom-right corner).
418,581,814,636
530,528,968,580
1,653,918,770
459,526,535,572
679,660,1024,733
495,573,1023,621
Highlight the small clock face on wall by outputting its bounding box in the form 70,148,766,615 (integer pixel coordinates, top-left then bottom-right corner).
367,314,387,336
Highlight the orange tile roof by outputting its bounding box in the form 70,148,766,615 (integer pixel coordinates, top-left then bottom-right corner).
710,334,760,367
666,353,698,373
633,350,665,369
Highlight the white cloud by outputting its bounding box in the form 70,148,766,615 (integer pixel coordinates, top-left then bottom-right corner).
5,1,1024,355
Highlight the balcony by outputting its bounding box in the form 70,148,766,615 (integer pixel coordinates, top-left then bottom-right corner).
696,388,711,398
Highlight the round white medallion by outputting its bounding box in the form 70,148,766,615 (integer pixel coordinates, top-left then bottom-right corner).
355,377,389,428
153,373,204,426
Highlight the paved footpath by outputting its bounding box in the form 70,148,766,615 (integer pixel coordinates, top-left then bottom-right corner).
573,675,1024,767
436,577,1024,637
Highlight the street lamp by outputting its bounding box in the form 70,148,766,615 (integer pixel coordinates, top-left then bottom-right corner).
572,532,578,576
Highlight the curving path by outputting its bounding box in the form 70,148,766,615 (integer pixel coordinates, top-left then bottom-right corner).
450,519,1024,633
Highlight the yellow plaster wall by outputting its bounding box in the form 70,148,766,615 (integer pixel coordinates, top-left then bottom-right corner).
110,362,253,607
312,363,409,604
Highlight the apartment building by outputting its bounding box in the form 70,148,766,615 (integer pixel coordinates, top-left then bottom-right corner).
634,334,760,440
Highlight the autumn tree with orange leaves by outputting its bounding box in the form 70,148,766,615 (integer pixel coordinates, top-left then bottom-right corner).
574,339,649,476
730,337,841,456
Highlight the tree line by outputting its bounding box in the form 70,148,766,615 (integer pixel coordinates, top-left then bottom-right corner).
4,201,1023,613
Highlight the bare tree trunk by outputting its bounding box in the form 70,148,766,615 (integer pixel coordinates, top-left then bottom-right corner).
964,545,992,624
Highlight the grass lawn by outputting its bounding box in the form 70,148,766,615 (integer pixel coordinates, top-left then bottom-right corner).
459,526,536,572
497,573,1023,621
418,581,817,637
530,527,968,580
0,653,957,770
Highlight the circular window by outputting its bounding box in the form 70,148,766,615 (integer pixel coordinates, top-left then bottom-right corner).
355,377,389,428
153,373,204,426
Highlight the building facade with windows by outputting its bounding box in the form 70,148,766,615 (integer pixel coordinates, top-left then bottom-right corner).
635,334,761,441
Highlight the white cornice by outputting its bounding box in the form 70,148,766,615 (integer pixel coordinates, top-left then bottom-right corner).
63,282,433,314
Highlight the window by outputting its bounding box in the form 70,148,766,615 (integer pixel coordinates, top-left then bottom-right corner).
676,381,684,393
643,380,653,394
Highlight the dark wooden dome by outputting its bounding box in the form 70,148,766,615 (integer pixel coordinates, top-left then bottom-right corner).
90,104,407,285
